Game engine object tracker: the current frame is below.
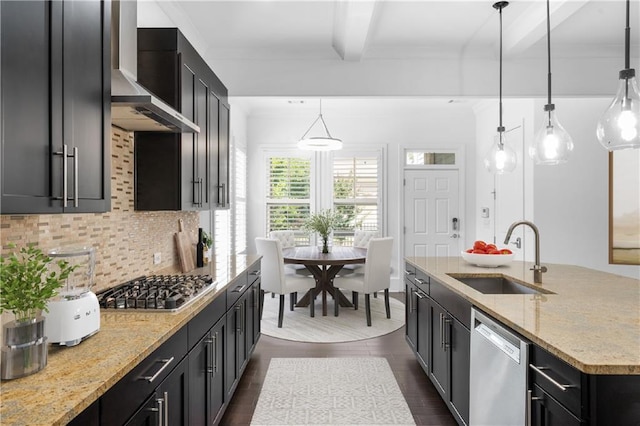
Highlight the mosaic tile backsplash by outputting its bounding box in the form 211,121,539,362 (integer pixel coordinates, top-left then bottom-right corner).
0,127,200,293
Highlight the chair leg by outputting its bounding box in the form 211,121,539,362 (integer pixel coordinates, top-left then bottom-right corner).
278,295,285,328
290,292,297,311
352,291,358,310
260,290,265,320
334,293,339,317
384,289,390,319
365,294,372,326
373,292,378,298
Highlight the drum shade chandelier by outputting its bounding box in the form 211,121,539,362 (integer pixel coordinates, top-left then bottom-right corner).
297,99,343,151
596,0,640,150
530,0,574,165
484,1,517,174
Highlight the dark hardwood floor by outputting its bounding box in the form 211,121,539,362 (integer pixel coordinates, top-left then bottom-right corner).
220,293,457,426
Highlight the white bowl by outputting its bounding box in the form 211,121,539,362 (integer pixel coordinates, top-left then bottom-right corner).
460,251,514,268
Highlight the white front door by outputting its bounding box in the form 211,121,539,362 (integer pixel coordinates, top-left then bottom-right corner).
404,169,460,258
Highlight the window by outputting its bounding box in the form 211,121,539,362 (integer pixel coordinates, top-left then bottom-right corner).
332,154,381,246
406,150,456,166
232,142,247,254
266,156,312,244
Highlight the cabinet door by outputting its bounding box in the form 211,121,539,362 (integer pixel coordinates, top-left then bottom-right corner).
194,78,209,209
416,290,430,370
225,305,239,398
217,103,230,209
429,299,448,397
531,384,584,426
0,1,57,214
61,0,109,213
188,333,211,425
209,92,221,208
181,63,197,210
405,281,418,352
210,318,226,423
125,393,160,426
449,317,470,425
157,357,189,426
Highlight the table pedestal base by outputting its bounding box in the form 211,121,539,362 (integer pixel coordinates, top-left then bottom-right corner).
296,264,353,316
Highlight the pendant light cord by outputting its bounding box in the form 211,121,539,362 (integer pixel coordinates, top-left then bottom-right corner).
499,4,504,133
625,0,630,70
546,0,552,107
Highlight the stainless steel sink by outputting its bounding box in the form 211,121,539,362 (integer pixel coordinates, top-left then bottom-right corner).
447,274,554,295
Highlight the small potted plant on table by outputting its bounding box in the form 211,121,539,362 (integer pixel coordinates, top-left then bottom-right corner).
303,209,343,254
0,244,75,380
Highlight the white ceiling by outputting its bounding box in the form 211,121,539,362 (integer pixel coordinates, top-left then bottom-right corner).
138,0,640,109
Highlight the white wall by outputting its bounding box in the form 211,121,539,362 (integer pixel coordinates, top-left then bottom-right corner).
474,97,640,279
243,104,477,290
533,98,640,279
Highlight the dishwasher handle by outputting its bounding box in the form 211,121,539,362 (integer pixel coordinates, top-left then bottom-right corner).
473,312,522,363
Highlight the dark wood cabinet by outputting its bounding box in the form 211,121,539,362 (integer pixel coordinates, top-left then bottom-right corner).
157,356,189,425
405,263,470,426
188,316,226,425
135,28,228,211
216,103,231,209
530,384,584,426
0,0,110,214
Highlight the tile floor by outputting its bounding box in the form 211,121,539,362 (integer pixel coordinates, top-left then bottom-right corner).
220,294,457,426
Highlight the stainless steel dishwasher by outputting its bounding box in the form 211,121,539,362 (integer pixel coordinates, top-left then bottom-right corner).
469,308,529,426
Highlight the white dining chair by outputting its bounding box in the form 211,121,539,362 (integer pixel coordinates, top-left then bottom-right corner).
342,230,379,285
333,237,393,326
269,230,309,275
255,237,316,327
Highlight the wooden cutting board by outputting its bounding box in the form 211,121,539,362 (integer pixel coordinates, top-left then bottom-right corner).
175,219,196,272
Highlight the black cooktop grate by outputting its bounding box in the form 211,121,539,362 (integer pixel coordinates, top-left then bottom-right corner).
96,274,214,311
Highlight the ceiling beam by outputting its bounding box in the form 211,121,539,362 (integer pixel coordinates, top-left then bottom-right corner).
332,1,379,62
503,0,590,55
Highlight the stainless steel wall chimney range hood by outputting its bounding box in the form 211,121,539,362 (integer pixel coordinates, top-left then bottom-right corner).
110,0,199,133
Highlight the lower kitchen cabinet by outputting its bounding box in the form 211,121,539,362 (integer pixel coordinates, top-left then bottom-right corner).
189,315,226,425
405,262,471,426
85,262,263,426
530,384,583,426
124,359,189,426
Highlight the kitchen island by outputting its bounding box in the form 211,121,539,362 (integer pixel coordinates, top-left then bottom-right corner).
0,254,261,426
405,256,640,374
405,256,640,425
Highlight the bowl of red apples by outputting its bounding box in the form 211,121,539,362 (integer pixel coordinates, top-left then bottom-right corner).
460,240,514,267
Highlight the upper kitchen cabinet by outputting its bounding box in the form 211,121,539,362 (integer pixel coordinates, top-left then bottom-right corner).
0,0,111,214
135,28,229,211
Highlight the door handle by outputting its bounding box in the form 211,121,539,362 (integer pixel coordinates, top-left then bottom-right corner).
450,233,460,239
139,357,174,383
205,336,214,374
526,389,543,426
439,313,444,348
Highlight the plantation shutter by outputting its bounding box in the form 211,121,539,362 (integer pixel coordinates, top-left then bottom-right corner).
332,155,380,245
266,156,311,243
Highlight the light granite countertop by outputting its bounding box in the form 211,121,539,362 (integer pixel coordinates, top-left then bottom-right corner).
0,254,261,426
406,256,640,375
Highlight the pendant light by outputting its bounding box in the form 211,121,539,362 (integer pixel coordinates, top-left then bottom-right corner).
297,99,343,151
484,1,517,174
596,0,640,150
530,0,574,165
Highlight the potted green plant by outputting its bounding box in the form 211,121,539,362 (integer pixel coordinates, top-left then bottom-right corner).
303,209,344,253
0,243,75,380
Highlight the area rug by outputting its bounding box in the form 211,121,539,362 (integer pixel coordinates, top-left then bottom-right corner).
250,357,415,426
260,292,405,343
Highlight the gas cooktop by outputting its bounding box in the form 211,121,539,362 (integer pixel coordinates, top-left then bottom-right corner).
96,274,216,312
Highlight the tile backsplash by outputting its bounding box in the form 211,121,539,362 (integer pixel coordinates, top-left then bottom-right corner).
0,127,199,293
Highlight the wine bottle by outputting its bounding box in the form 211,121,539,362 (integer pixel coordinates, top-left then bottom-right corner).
196,228,204,267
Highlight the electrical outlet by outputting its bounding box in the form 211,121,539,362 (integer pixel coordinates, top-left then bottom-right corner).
153,252,162,265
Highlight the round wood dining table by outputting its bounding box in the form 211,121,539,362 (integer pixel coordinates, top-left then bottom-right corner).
282,246,367,316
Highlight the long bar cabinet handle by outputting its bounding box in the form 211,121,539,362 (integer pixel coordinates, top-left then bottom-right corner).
140,357,174,383
529,364,576,392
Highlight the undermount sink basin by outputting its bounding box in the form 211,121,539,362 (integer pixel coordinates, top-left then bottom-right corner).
447,274,554,295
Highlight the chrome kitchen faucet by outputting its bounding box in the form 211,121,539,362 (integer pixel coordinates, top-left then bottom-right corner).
504,220,547,283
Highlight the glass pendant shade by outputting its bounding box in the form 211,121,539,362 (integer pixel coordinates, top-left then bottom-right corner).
484,131,517,174
530,108,574,164
596,72,640,150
